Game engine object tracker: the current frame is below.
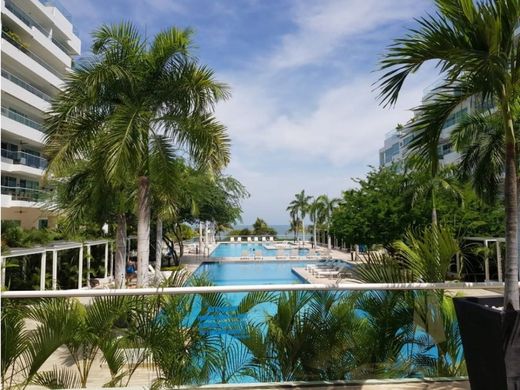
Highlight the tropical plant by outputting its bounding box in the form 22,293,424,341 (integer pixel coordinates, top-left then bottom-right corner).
377,0,520,309
353,225,466,378
404,160,464,226
48,152,133,288
1,300,31,389
394,225,461,282
45,22,231,287
251,218,277,236
308,197,324,248
451,107,520,253
287,211,300,242
316,195,340,249
287,190,312,245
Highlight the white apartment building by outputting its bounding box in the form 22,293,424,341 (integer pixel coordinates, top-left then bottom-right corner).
1,0,80,229
379,84,488,169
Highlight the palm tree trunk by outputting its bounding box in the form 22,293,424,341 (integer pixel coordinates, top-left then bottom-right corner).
155,217,163,279
502,99,519,310
517,179,520,279
431,190,438,226
137,176,151,287
313,211,317,248
327,232,332,250
302,219,306,245
114,214,127,288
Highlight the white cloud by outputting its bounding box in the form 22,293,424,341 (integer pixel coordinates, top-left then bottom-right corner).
268,0,429,70
218,73,434,168
226,159,355,224
214,0,437,224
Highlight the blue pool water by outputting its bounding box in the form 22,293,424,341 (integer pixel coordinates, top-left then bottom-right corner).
193,261,311,285
210,243,309,258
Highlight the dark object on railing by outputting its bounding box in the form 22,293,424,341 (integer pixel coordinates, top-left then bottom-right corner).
454,296,520,390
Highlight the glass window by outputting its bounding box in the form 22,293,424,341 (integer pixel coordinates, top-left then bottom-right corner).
38,219,48,229
1,175,17,187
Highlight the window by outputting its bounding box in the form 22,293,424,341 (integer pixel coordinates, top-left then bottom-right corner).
1,142,18,152
38,219,48,229
22,148,41,168
442,108,468,129
19,179,39,189
1,175,17,187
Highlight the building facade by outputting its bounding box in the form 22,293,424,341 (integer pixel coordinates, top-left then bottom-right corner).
379,85,484,169
1,0,80,229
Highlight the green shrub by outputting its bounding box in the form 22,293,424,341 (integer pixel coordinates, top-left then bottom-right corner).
161,265,185,272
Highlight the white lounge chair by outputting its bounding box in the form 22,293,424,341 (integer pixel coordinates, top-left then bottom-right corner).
237,237,242,242
254,236,259,242
315,265,350,279
254,250,263,260
230,236,235,242
247,237,252,242
307,263,336,275
269,236,274,241
261,236,267,242
315,267,341,278
305,259,332,272
240,250,252,260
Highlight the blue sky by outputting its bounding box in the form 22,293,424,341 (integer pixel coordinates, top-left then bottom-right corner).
66,0,438,225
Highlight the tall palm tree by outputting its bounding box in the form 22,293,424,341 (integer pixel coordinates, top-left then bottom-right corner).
45,22,230,287
48,148,133,289
377,0,520,310
287,190,312,245
404,160,464,226
308,197,325,248
288,214,301,242
316,195,340,250
452,107,520,265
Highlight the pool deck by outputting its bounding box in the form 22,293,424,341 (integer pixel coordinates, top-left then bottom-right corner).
179,245,502,298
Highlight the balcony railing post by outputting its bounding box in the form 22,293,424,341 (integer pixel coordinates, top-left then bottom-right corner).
40,252,47,291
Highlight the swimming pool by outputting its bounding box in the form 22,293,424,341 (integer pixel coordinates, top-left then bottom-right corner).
210,243,309,258
193,261,311,285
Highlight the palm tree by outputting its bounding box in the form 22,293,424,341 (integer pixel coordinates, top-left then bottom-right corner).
45,22,230,287
308,197,325,248
316,195,340,250
287,190,312,245
48,149,133,288
452,109,520,247
377,0,520,310
287,210,299,242
404,160,464,226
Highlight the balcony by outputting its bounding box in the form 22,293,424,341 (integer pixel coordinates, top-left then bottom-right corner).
1,32,66,79
1,69,52,102
37,0,79,36
1,185,45,202
1,107,42,131
4,0,74,57
1,149,48,170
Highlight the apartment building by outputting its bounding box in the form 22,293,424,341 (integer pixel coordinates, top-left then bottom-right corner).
379,84,486,169
1,0,80,229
